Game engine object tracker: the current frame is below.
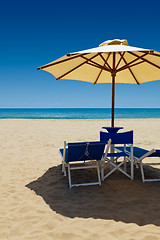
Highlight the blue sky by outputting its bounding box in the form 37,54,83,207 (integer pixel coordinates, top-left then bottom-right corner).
1,0,160,108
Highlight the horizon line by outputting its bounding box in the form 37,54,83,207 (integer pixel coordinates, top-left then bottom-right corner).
0,107,160,109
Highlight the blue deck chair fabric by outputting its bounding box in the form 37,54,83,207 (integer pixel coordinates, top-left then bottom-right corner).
100,131,134,180
59,141,105,163
105,152,128,158
115,146,160,158
67,141,105,162
115,146,160,182
100,131,133,144
59,141,106,188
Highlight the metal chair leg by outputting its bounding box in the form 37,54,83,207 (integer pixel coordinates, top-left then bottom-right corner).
97,161,101,185
67,163,72,188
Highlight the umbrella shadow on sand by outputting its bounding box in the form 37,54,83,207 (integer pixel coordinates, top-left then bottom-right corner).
26,163,160,226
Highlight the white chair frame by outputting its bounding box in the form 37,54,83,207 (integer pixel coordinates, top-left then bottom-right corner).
101,143,134,181
129,148,160,182
60,141,106,188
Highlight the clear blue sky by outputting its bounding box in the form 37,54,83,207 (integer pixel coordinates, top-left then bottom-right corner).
1,0,160,108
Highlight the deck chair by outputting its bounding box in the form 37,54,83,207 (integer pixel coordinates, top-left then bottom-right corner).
100,131,134,181
115,146,160,182
59,141,106,188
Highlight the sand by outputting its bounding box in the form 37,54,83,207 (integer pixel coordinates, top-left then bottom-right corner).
1,119,160,240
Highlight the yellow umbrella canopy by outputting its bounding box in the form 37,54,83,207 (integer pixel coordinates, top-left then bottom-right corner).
38,39,160,127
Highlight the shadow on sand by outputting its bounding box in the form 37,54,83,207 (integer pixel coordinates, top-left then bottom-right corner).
26,164,160,226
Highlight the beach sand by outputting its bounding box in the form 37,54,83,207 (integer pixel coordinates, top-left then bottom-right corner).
1,119,160,240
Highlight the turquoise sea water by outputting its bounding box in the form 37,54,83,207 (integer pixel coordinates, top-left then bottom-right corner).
0,108,160,119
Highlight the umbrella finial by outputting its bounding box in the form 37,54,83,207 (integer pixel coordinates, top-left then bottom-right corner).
99,39,128,47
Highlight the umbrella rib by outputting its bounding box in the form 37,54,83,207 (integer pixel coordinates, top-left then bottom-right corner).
37,53,90,70
149,52,160,57
125,60,145,69
94,68,103,85
80,55,111,72
115,52,125,70
85,62,111,72
93,54,110,84
56,53,100,80
119,52,140,85
99,53,112,70
128,52,160,70
117,60,145,72
116,52,149,72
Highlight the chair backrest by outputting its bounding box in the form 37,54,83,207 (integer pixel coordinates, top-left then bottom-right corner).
67,141,105,163
100,131,133,144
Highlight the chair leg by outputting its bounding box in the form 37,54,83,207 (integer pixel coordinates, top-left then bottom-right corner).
101,160,104,181
131,146,134,180
140,161,145,182
103,159,131,180
64,165,67,176
62,161,67,176
97,161,101,185
67,163,72,188
124,156,126,172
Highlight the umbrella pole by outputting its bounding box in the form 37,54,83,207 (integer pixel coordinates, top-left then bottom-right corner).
111,52,116,127
111,75,115,127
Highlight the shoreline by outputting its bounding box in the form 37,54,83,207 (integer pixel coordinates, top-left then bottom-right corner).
0,118,160,120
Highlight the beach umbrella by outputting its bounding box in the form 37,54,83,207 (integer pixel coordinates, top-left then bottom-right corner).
37,39,160,127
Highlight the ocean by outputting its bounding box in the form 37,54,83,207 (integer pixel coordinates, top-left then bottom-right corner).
0,108,160,119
